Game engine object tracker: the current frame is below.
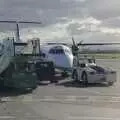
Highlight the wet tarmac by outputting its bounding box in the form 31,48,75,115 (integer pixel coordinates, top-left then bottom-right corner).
0,59,120,120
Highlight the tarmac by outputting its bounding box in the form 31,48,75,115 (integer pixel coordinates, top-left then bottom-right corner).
0,59,120,120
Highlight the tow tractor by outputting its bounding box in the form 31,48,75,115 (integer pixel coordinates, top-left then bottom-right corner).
72,56,116,86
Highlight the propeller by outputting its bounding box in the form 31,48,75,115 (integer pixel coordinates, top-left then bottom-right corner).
71,37,79,56
71,37,120,56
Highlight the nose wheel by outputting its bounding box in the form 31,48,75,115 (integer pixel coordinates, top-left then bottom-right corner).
61,71,69,77
73,71,78,82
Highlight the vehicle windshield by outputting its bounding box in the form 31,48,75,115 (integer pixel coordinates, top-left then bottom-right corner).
88,59,95,63
89,65,105,73
0,0,119,120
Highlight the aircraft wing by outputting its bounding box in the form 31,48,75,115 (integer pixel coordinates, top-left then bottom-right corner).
77,43,120,46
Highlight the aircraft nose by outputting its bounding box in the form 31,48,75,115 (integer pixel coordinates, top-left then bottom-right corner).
54,54,73,69
66,54,73,68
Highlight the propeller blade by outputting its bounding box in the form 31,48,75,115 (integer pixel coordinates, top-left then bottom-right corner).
71,37,79,55
77,40,83,46
72,37,76,46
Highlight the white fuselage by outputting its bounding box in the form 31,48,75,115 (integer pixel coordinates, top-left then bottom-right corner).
40,44,74,71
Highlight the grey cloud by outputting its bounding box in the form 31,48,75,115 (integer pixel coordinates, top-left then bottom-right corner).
85,0,120,20
0,0,84,21
67,23,89,35
0,0,86,32
101,17,120,28
0,0,120,44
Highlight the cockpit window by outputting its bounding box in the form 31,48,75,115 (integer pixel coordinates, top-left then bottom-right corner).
56,49,64,54
49,48,64,54
65,49,71,54
90,66,105,73
49,49,55,54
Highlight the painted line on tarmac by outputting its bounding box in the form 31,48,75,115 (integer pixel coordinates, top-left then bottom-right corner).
68,116,117,120
80,88,103,96
21,96,120,103
2,95,120,104
0,116,15,119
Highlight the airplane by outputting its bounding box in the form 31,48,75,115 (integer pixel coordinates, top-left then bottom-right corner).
40,43,74,73
29,36,120,77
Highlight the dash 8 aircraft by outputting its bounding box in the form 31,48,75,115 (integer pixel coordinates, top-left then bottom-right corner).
38,37,120,75
40,43,74,73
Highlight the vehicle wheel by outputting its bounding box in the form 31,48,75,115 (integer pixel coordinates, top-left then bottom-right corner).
50,79,57,83
107,81,114,86
73,71,78,82
61,71,69,77
50,76,58,83
81,72,88,87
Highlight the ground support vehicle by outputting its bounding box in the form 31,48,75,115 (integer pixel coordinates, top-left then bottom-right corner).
35,60,56,83
0,56,37,90
72,57,116,87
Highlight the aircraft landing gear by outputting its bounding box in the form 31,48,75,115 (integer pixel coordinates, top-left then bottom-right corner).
61,71,69,77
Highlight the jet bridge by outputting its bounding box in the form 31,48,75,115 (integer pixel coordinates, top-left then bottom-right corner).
0,38,14,74
0,38,38,90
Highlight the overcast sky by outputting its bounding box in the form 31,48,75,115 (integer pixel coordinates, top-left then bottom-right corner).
0,0,120,44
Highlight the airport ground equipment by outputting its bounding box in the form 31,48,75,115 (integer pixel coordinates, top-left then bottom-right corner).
1,56,37,90
0,21,42,90
35,60,56,83
0,38,42,90
72,56,116,87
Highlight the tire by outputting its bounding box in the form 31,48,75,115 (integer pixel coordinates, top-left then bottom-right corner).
107,81,114,86
81,72,88,87
61,72,68,77
73,71,78,82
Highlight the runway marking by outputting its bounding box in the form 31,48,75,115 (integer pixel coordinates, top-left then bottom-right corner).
80,88,104,95
64,96,77,102
0,116,15,119
2,95,120,104
68,116,117,120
